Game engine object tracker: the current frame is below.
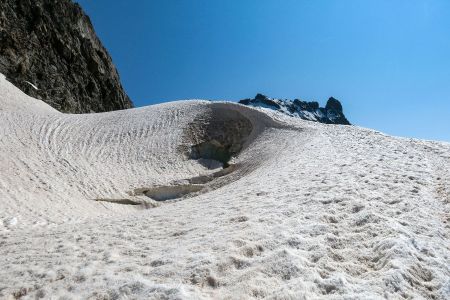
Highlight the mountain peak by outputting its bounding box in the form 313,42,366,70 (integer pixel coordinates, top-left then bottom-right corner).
326,97,343,113
239,94,351,125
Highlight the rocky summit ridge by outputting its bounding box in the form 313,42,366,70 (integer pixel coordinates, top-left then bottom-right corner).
239,94,351,125
0,0,132,113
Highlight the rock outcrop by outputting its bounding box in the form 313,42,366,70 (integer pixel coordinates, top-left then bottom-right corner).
0,0,132,113
239,94,351,125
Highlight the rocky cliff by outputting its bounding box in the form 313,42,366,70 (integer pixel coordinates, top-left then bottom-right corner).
239,94,351,125
0,0,132,113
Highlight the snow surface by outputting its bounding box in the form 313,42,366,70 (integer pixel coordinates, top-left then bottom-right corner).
0,74,449,299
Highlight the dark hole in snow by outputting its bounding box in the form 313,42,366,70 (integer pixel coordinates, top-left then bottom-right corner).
95,198,141,205
191,140,233,167
184,108,253,167
143,185,204,201
129,164,236,204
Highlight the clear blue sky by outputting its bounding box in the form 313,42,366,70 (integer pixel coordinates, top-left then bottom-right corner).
76,0,450,142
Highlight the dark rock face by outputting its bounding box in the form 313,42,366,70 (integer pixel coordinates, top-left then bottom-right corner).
0,0,132,113
239,94,351,125
325,97,343,113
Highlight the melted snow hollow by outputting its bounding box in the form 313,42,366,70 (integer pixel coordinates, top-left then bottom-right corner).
0,74,449,299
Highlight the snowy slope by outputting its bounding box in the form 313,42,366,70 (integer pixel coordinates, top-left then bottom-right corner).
0,74,449,299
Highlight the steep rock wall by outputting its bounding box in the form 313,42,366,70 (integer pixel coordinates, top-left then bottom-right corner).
0,0,132,113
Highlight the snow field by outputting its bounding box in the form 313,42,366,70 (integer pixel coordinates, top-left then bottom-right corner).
0,74,449,299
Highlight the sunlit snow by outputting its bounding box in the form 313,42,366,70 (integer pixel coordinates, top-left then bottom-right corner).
0,74,449,299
